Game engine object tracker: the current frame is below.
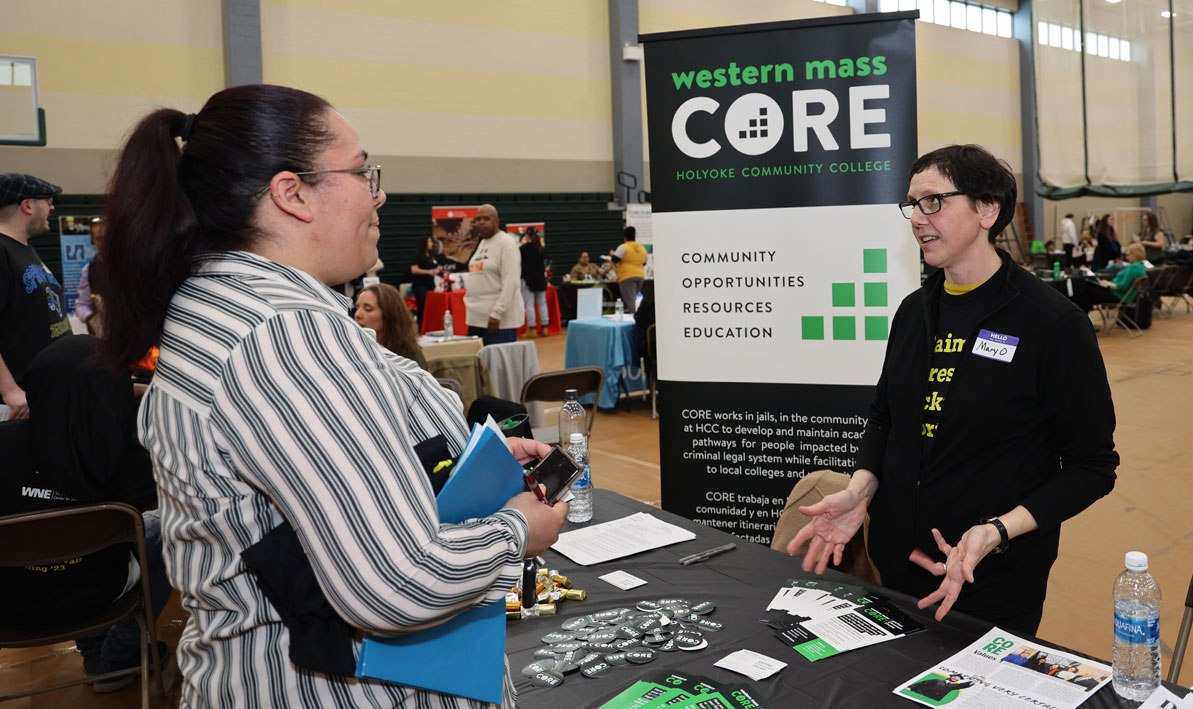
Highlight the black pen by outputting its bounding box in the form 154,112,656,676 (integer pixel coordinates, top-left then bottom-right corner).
678,542,737,565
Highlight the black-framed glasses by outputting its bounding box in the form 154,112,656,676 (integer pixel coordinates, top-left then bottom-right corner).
253,165,382,200
899,191,965,219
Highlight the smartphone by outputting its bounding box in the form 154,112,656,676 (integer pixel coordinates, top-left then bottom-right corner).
528,446,585,504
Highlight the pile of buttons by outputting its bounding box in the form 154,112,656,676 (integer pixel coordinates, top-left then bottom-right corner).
521,597,721,689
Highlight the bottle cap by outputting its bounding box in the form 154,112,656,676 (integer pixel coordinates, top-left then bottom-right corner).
1125,551,1148,571
570,433,584,444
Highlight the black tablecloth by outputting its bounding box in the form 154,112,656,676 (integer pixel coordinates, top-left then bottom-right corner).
508,490,1165,708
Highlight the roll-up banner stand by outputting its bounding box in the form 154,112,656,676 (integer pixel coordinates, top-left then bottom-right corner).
642,12,920,544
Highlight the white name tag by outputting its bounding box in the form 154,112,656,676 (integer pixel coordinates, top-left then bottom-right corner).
972,329,1018,363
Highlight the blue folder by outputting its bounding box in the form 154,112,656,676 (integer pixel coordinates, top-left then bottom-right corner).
355,423,525,704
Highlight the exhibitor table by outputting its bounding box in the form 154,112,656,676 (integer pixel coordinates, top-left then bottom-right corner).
507,490,1175,708
564,317,648,409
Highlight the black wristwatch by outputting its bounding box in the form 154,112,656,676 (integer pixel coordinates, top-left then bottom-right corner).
980,517,1010,555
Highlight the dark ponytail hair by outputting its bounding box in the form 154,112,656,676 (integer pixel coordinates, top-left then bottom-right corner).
98,84,335,370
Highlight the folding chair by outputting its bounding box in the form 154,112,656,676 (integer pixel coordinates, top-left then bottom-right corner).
1145,266,1176,318
1093,275,1148,337
1159,265,1193,317
520,367,605,444
0,502,164,707
1168,570,1193,684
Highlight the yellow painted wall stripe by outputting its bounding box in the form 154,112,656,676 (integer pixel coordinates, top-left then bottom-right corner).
263,0,609,41
263,54,610,120
0,33,223,98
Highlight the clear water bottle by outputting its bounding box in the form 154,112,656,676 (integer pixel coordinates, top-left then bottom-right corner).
558,389,585,445
442,309,453,338
566,432,592,523
614,298,624,320
1112,551,1162,701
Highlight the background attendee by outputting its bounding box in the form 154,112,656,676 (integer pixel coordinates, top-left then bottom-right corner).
1093,213,1121,269
568,251,602,281
464,203,524,345
1069,243,1148,313
1059,212,1077,262
609,225,647,314
409,235,438,330
5,334,171,693
97,84,566,707
75,217,110,335
1139,212,1167,265
790,144,1118,636
519,227,548,337
0,172,71,420
354,282,427,369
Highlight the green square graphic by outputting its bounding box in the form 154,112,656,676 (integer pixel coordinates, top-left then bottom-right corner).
864,282,888,307
802,316,825,340
832,283,855,307
832,316,856,340
863,249,887,274
865,316,889,340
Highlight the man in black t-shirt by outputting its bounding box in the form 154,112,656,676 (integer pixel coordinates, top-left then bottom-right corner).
0,172,71,419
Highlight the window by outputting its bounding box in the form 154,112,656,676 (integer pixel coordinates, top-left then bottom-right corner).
880,0,1013,38
1037,23,1129,62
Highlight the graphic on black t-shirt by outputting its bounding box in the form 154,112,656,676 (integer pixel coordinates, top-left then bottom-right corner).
0,233,72,380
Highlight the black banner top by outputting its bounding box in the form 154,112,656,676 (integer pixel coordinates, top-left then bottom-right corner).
643,14,918,213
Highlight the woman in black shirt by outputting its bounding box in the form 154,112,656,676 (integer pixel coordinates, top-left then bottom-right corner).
409,235,438,331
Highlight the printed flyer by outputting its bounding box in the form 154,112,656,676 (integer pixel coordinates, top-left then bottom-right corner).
894,628,1111,708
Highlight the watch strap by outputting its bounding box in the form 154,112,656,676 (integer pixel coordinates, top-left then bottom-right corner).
980,516,1010,554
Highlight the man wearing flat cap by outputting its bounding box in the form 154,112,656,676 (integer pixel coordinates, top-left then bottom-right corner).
0,172,72,419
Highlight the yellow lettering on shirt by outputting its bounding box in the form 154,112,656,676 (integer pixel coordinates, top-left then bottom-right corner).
924,391,944,412
933,333,966,353
921,422,937,438
928,367,955,383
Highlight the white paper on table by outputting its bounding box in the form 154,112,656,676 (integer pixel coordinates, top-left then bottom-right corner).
549,512,697,565
1139,685,1193,709
715,650,787,681
598,570,648,590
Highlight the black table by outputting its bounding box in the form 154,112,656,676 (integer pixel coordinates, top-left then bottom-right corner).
508,490,1163,708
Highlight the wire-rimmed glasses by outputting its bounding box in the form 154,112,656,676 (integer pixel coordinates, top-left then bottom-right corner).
253,165,382,200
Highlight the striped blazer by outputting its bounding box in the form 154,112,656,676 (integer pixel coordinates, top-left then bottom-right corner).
139,251,527,708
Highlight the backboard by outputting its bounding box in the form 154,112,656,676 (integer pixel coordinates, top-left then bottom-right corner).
0,56,44,146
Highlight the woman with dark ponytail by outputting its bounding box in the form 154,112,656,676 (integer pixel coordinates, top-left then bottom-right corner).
100,85,566,708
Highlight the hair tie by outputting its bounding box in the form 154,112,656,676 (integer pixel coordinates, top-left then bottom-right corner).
180,113,197,142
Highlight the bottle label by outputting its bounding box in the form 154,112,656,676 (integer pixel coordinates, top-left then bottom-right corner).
573,465,591,487
1113,613,1159,645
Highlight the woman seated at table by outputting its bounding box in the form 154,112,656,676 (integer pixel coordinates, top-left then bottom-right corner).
790,144,1117,636
1069,243,1148,313
354,282,428,370
97,83,568,707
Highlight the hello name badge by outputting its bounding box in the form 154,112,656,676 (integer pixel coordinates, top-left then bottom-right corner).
972,329,1018,363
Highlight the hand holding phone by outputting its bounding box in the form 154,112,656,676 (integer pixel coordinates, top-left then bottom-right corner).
523,446,584,505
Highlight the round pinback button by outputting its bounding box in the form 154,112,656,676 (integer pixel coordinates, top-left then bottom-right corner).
678,638,708,651
581,660,612,678
531,670,564,688
696,618,724,632
691,601,716,615
541,632,575,644
624,648,658,664
522,660,554,677
635,600,662,612
658,639,678,652
551,640,584,653
533,648,558,660
561,617,590,631
603,652,629,665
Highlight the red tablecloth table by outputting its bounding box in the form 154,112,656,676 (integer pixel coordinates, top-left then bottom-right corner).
420,289,468,336
517,284,562,336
